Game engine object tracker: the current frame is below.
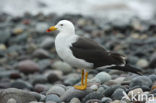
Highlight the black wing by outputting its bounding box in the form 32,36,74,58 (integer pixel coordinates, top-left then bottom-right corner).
70,37,125,68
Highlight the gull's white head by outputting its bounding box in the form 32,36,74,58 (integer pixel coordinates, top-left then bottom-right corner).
47,20,75,34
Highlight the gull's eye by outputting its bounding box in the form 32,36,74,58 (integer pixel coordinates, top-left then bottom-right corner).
60,24,63,26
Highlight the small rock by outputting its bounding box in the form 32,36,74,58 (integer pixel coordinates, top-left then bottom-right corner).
70,98,81,103
111,88,125,100
110,100,120,103
31,75,47,85
108,77,125,85
13,27,23,35
0,44,6,50
0,70,21,79
149,52,156,68
0,88,37,103
90,84,98,91
40,37,54,49
128,88,143,98
30,92,45,101
35,22,48,32
0,78,11,88
12,33,28,43
129,76,152,89
34,84,48,93
101,97,112,103
97,86,108,94
128,56,139,65
29,102,43,103
17,60,40,74
46,94,61,103
137,59,149,68
89,77,101,83
46,102,56,103
52,61,72,74
46,85,65,97
47,72,61,83
37,59,51,70
7,98,16,103
60,87,91,102
104,85,120,97
85,99,102,103
131,33,139,39
83,92,103,103
33,49,50,59
10,79,32,90
0,30,11,43
9,71,21,79
94,72,111,84
149,75,156,82
64,73,80,85
151,82,156,90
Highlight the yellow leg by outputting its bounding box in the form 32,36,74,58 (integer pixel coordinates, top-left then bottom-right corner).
74,69,88,90
84,72,88,88
81,69,84,85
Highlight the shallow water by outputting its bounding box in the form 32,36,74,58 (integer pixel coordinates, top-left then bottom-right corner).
0,0,155,20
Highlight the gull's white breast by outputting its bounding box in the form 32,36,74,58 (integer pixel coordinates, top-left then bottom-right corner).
55,33,93,68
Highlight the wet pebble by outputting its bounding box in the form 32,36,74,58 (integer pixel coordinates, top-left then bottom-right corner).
0,70,21,79
97,85,108,94
137,59,149,68
129,76,152,89
9,71,22,79
0,78,11,88
40,37,54,49
101,97,112,103
29,102,44,103
35,22,48,32
33,49,50,59
149,52,156,68
37,59,51,70
64,73,80,85
149,75,156,82
70,98,81,103
46,94,61,103
82,92,103,103
47,72,61,83
0,30,11,43
110,100,120,103
90,84,98,91
34,84,48,93
111,88,125,100
31,75,47,85
17,60,40,74
12,27,24,35
60,87,91,102
7,98,17,103
0,88,37,103
52,61,72,74
94,72,111,84
128,88,143,98
0,44,6,50
46,85,65,97
85,99,102,103
104,85,120,97
10,79,32,90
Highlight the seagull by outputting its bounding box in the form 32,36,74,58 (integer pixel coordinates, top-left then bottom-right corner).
46,20,142,90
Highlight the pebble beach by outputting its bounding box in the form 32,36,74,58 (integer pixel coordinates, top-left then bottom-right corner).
0,11,156,103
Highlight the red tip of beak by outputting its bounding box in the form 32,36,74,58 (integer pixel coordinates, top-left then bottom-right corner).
46,29,51,32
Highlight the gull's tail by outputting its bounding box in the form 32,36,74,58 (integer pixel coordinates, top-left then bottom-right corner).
105,64,143,75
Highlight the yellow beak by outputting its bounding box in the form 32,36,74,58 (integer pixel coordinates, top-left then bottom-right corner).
46,26,57,32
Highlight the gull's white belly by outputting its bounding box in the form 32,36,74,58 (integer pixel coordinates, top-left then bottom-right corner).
55,34,93,68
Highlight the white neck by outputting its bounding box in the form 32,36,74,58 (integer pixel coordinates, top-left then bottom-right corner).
61,29,75,35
